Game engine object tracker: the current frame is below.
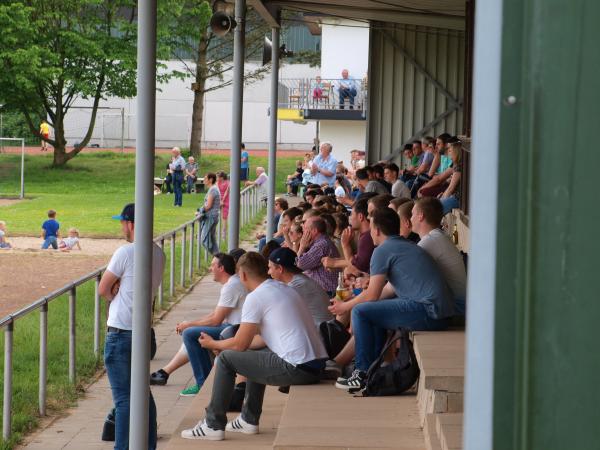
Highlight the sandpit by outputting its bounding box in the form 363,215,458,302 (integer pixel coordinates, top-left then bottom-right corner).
0,237,127,318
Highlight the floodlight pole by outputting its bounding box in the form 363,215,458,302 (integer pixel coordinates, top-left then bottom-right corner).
227,0,246,251
266,26,280,240
129,0,157,448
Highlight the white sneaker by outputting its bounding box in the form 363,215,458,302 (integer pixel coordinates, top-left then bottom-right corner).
181,420,224,440
226,415,259,435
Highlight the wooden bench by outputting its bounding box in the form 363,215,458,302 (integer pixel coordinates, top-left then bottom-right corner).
154,177,205,193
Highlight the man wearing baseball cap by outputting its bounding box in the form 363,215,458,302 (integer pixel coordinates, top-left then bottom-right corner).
98,203,165,449
267,247,333,326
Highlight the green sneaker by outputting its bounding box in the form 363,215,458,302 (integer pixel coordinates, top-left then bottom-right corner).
180,384,201,397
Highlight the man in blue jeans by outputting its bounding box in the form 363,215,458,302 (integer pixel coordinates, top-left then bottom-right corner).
98,203,165,450
329,208,453,391
177,253,247,395
169,147,186,207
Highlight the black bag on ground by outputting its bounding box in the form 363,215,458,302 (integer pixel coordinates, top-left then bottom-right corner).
319,319,351,360
361,328,420,397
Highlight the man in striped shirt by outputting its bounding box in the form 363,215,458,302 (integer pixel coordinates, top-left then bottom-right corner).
296,216,340,296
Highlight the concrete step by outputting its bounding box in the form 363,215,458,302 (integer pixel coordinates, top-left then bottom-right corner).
424,414,442,450
436,413,463,450
273,381,426,449
165,371,287,449
412,331,465,426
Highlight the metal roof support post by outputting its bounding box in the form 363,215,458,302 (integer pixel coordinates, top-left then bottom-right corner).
266,25,280,240
130,0,157,447
227,0,246,251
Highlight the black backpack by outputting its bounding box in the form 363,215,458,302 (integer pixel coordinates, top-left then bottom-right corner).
361,328,420,397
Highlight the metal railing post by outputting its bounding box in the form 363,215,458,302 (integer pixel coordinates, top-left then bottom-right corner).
196,219,202,268
94,274,101,357
188,223,194,279
69,288,76,383
158,239,164,309
217,216,222,251
169,234,175,297
39,303,48,416
3,322,13,440
181,226,187,287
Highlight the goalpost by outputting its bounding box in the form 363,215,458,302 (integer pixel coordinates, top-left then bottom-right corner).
0,138,25,199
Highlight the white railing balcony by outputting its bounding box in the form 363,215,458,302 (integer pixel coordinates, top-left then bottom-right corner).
279,78,368,112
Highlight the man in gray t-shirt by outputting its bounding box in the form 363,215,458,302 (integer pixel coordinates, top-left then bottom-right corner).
267,247,334,326
329,208,452,391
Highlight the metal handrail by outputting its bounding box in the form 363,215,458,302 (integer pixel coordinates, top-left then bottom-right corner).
279,77,368,111
0,182,266,441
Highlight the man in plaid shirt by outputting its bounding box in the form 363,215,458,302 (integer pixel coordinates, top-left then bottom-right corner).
296,216,340,295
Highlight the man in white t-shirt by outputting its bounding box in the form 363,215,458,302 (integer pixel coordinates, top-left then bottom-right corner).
411,197,467,315
267,247,333,326
149,252,247,396
98,203,165,450
181,252,327,441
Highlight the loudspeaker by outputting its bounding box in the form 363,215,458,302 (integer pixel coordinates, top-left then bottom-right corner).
262,37,295,66
210,11,237,37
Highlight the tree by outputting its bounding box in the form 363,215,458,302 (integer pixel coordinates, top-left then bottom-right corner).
165,2,271,159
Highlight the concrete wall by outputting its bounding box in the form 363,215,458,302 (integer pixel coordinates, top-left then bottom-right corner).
320,19,369,80
65,61,319,149
319,120,367,165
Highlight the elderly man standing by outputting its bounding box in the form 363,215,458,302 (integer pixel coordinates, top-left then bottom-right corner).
170,147,186,207
337,69,357,109
311,142,338,187
185,156,198,194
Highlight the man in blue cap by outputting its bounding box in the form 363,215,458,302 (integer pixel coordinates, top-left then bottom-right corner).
98,203,165,449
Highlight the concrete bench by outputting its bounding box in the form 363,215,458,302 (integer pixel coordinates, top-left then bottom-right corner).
273,381,425,449
413,331,465,450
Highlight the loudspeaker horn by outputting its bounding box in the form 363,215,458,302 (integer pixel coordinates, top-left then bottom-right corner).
210,11,237,37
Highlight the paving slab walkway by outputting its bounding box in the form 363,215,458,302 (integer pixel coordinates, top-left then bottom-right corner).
18,275,228,450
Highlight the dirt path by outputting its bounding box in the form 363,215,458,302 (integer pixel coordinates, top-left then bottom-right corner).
0,238,126,318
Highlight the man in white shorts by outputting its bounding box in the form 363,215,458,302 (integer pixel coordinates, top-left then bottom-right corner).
181,252,327,440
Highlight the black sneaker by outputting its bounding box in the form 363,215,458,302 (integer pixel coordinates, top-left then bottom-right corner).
335,369,366,392
150,369,169,386
228,382,246,412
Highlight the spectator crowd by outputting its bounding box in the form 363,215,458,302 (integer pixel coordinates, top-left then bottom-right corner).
99,135,468,446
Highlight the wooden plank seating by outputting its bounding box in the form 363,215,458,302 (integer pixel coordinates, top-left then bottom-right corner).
154,177,205,193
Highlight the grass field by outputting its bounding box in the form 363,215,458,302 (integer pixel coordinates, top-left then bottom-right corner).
0,151,297,237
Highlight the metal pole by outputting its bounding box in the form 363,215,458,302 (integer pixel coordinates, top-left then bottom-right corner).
169,234,175,297
68,288,76,383
3,322,13,441
158,239,164,309
189,223,194,278
94,275,101,356
181,226,186,287
101,115,105,148
227,0,246,251
266,26,280,240
121,107,125,153
196,220,201,268
20,139,25,199
130,0,157,447
39,303,48,416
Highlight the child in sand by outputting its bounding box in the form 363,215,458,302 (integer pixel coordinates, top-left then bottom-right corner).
59,228,82,252
0,221,12,249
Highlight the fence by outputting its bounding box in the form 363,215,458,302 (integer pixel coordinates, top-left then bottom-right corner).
0,138,25,199
0,183,264,442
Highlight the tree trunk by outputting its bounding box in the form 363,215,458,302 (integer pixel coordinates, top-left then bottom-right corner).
189,30,209,160
51,118,72,167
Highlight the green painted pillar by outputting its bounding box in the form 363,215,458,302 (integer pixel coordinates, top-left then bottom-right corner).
493,0,600,448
